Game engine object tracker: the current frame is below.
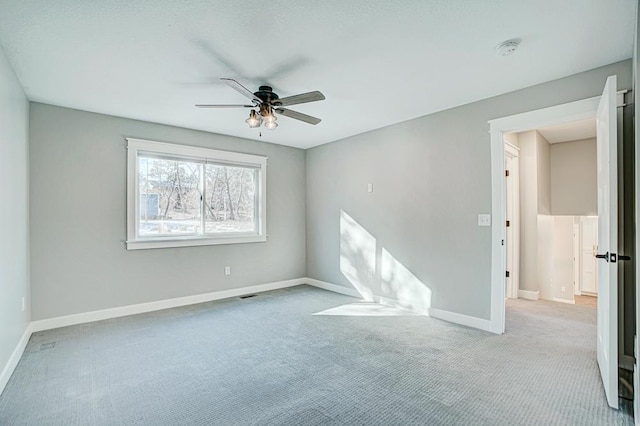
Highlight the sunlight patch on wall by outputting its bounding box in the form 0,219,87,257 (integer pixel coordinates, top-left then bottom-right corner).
313,302,417,316
340,210,376,300
338,209,432,315
381,248,431,315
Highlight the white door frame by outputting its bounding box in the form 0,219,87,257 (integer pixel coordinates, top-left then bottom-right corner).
504,142,520,299
487,95,602,333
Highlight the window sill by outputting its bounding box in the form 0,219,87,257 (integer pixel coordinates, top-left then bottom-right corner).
126,235,267,250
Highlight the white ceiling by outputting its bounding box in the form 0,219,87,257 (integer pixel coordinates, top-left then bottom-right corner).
537,118,597,144
0,1,635,149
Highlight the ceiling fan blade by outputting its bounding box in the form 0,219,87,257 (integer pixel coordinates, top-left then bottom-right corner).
195,104,255,108
275,107,321,125
221,78,262,104
276,91,325,107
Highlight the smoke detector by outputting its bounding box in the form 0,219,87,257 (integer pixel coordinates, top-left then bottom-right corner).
496,39,520,56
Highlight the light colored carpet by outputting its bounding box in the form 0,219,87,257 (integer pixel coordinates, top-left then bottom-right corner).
0,285,632,425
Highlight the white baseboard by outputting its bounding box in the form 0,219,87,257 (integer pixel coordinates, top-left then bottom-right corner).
31,278,306,333
2,279,306,395
0,323,32,396
429,307,494,333
306,278,494,333
518,290,540,300
551,297,575,305
305,278,362,298
3,276,496,395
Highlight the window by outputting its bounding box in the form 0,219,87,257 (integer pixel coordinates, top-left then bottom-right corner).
126,138,267,250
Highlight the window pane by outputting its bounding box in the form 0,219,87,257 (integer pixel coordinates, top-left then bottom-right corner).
138,156,202,236
205,164,256,234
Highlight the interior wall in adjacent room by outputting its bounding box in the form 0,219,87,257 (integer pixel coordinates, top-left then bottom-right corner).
550,138,597,216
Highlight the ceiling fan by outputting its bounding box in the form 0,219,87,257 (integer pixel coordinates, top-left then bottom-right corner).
196,78,325,130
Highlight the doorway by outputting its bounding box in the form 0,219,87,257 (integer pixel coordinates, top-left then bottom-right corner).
487,95,604,333
488,79,633,410
502,124,599,306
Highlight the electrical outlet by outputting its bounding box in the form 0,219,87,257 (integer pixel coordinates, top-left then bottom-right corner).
477,214,491,227
224,266,231,276
21,297,25,312
561,286,566,293
367,183,373,193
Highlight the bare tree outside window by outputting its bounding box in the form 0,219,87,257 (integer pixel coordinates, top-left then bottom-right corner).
139,157,202,236
205,164,256,233
127,138,266,250
138,157,257,236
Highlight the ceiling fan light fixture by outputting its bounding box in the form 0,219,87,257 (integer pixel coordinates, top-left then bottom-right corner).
264,120,278,130
198,78,324,130
246,110,262,128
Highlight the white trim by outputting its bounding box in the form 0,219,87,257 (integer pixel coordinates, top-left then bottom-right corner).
428,308,494,332
126,235,267,250
518,289,540,300
306,278,495,333
488,96,601,334
126,138,267,166
126,137,268,250
488,96,601,133
4,277,497,396
305,278,362,298
2,279,306,394
551,297,576,305
504,140,520,152
31,278,305,332
0,324,32,396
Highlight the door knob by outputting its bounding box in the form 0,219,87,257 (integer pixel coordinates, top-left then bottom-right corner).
595,252,609,262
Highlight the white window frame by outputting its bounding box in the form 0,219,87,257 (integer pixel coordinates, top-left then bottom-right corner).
126,138,267,250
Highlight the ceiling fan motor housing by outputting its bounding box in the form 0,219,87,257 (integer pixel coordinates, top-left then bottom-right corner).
254,86,281,105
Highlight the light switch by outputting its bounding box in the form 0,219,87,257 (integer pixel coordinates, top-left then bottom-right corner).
478,214,491,227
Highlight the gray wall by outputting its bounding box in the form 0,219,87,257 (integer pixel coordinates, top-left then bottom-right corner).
518,131,540,292
0,47,30,371
537,133,552,215
29,104,306,320
550,138,597,215
306,60,631,320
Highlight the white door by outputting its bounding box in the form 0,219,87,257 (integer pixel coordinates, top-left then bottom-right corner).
595,75,618,409
504,142,520,300
505,154,513,299
581,217,599,294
